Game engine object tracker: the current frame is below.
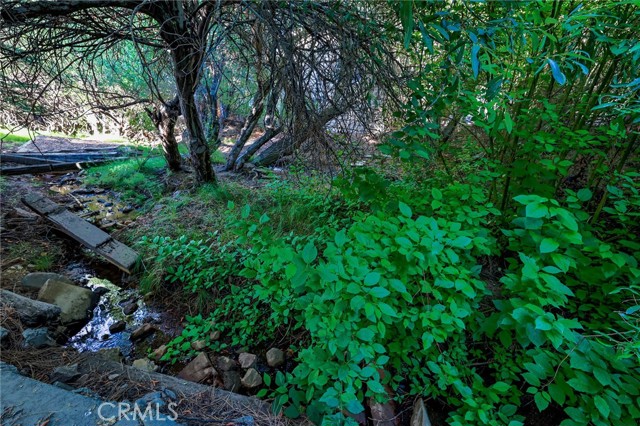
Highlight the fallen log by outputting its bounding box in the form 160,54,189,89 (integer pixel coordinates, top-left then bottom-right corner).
21,193,139,273
0,289,61,326
0,153,66,165
0,159,124,175
10,152,125,162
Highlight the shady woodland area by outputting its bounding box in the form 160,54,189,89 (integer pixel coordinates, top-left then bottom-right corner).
0,1,639,426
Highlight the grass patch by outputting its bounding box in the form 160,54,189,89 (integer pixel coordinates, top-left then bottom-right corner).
212,149,226,164
4,241,60,271
0,128,32,150
84,157,167,204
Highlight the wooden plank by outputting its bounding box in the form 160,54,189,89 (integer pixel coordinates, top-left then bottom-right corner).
21,193,139,273
21,193,63,215
94,239,140,273
13,152,124,162
47,210,111,247
0,153,66,165
0,159,118,175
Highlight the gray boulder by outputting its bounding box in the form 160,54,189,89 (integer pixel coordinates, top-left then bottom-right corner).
1,289,61,325
22,328,56,348
191,340,207,351
266,348,285,367
238,352,257,369
177,352,217,383
152,344,168,361
130,323,155,341
96,347,123,363
37,279,97,324
369,398,396,426
122,301,138,315
133,358,158,372
241,368,262,389
20,272,73,290
50,364,80,383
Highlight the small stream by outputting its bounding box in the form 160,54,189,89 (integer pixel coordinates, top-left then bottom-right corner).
41,173,177,360
67,277,161,358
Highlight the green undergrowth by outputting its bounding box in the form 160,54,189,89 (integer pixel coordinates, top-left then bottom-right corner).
134,175,357,297
137,165,640,425
84,157,166,204
131,2,640,422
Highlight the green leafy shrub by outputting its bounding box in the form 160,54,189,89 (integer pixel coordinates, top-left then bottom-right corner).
234,181,505,423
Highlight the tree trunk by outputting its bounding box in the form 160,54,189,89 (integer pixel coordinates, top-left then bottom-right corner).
171,44,215,183
225,90,265,170
251,132,294,167
234,126,282,170
147,96,181,171
252,107,339,167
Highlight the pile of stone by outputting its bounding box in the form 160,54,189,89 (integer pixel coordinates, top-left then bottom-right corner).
139,343,287,395
1,272,99,348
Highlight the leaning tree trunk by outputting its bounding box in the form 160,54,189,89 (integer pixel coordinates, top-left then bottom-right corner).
147,96,181,171
225,89,265,171
251,132,296,167
170,44,215,183
233,81,282,170
252,107,340,167
234,126,282,170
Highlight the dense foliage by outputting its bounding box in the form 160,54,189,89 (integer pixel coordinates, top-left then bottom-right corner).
75,0,640,425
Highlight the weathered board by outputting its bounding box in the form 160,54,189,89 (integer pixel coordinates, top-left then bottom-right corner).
22,193,139,273
0,153,66,165
0,159,114,176
8,152,125,162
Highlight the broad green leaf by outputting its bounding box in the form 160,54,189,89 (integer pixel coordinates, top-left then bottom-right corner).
592,367,611,386
371,287,391,298
284,405,300,418
576,188,592,202
551,253,571,272
345,399,364,415
540,238,559,253
492,382,510,393
534,392,550,411
594,395,610,418
364,271,381,286
399,201,412,217
334,230,347,247
302,242,317,264
567,375,599,394
399,0,414,48
504,111,514,134
367,380,386,394
350,295,366,311
548,383,566,405
430,187,443,201
451,236,472,248
356,328,375,342
378,302,398,317
526,202,549,218
389,279,407,293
